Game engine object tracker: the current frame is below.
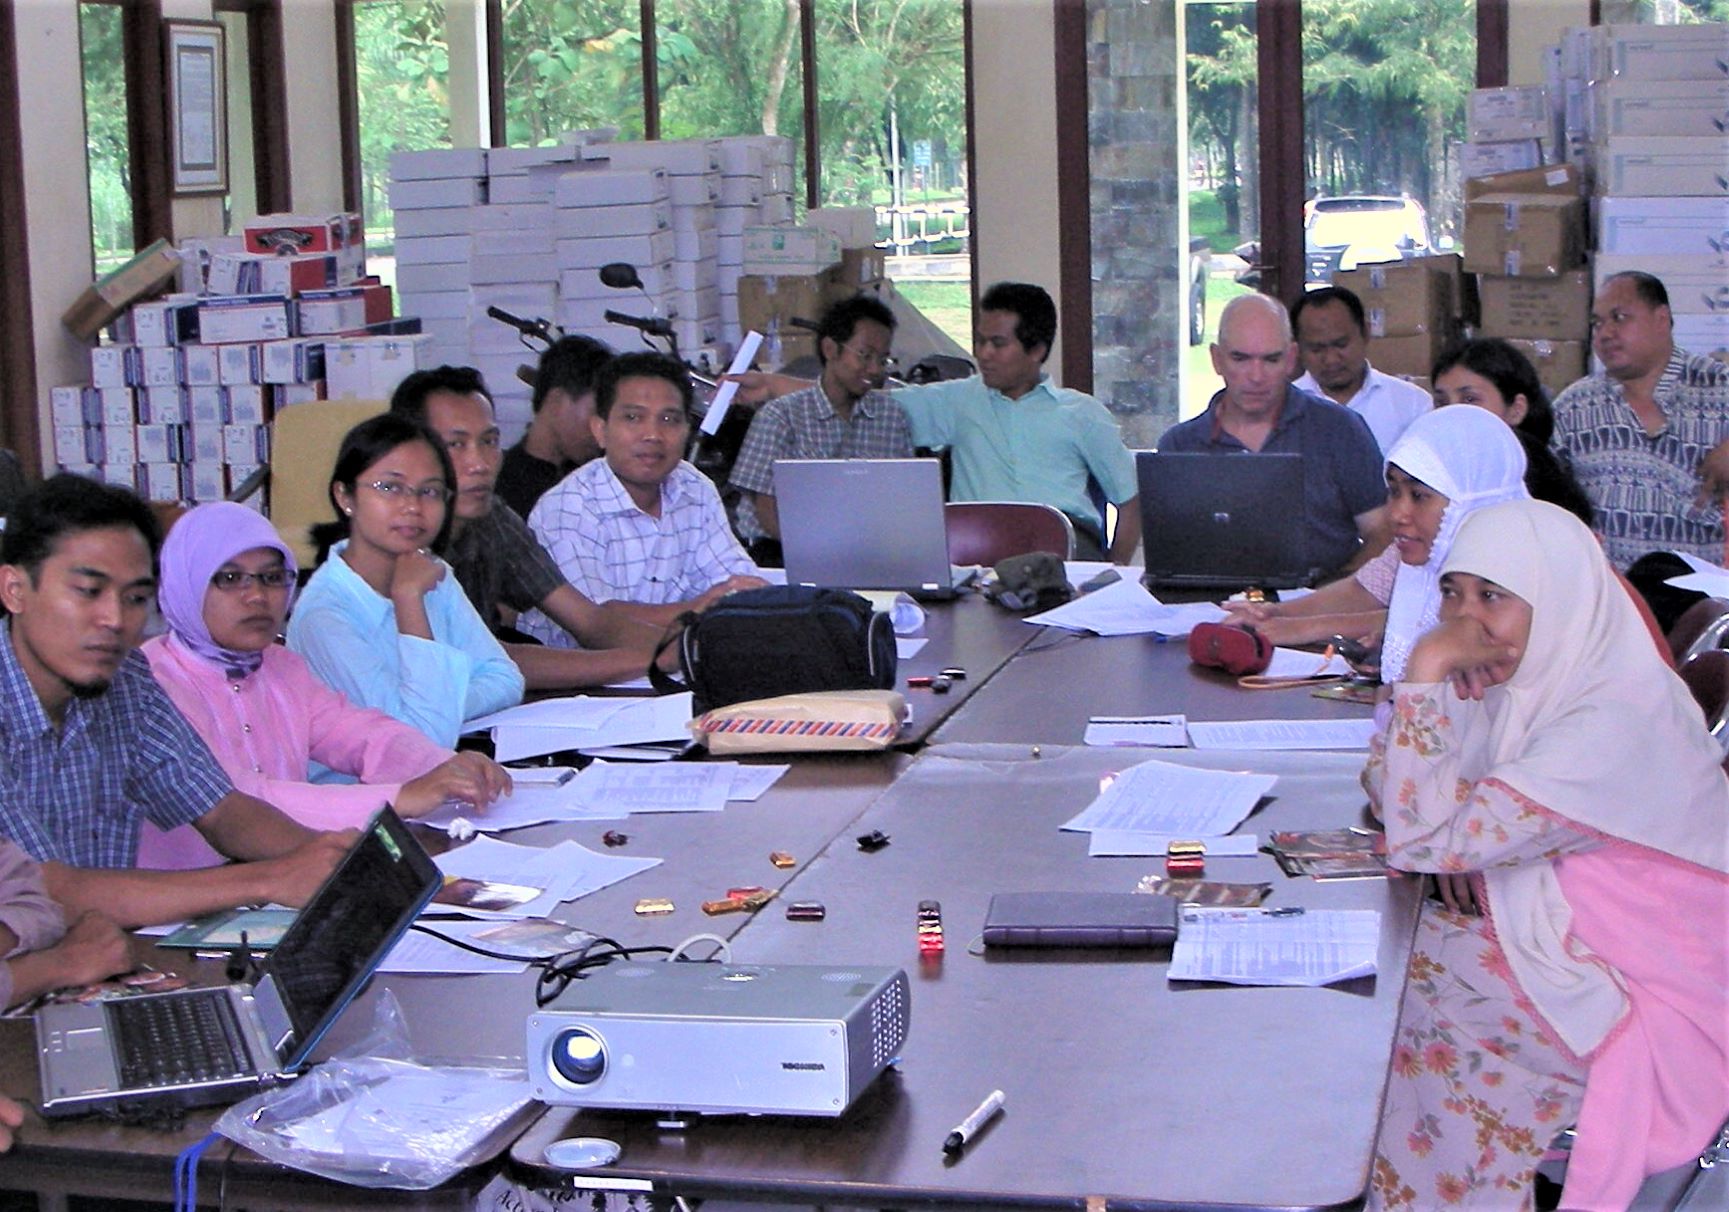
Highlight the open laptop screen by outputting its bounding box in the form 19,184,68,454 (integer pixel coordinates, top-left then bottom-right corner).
775,458,953,593
1137,451,1319,588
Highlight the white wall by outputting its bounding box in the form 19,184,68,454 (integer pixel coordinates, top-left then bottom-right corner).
280,0,344,213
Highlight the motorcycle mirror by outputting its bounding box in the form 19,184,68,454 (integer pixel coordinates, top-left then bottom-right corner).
599,263,643,290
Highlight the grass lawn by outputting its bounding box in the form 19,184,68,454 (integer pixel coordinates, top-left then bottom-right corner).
894,279,973,350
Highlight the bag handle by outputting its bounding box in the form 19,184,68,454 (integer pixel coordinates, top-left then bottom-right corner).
647,612,699,697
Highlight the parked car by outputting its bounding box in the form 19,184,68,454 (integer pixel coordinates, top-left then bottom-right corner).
1187,236,1209,346
1303,195,1431,285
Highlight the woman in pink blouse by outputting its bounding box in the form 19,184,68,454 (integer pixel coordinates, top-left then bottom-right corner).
1364,499,1729,1210
138,503,510,870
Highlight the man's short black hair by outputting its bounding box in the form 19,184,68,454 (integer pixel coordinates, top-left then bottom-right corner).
532,336,614,413
816,294,897,365
979,282,1058,363
0,473,162,582
388,365,493,423
594,352,695,420
1603,270,1670,312
1290,286,1367,337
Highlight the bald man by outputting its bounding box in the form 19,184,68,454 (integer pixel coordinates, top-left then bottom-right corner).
1159,293,1388,577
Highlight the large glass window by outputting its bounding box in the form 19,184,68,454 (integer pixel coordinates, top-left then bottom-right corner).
352,0,453,266
80,2,133,274
218,9,258,231
813,0,968,347
497,1,645,146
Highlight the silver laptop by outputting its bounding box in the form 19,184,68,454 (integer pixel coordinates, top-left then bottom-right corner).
36,808,439,1119
1138,451,1322,590
775,458,962,598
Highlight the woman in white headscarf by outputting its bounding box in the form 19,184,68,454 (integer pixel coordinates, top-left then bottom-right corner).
1226,405,1528,674
1364,499,1729,1211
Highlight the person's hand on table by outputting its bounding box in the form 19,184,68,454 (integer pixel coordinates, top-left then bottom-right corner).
396,753,512,816
1433,873,1479,916
46,912,132,988
693,575,769,612
1220,599,1280,624
260,830,360,907
1404,616,1518,702
0,1094,22,1151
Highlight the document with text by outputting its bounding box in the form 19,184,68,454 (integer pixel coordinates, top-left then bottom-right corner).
1061,759,1276,836
1168,907,1381,986
1187,718,1376,750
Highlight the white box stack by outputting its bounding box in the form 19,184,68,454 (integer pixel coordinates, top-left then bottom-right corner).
391,148,488,365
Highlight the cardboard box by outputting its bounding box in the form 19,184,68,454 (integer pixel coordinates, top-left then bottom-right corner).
323,335,431,401
469,251,559,285
139,385,186,424
89,345,136,388
101,425,137,466
667,174,720,206
137,463,184,502
262,339,326,385
742,226,841,274
1477,271,1592,340
218,343,261,386
1460,139,1547,181
600,139,721,175
50,387,92,427
187,387,226,426
223,424,263,464
1593,255,1729,317
1333,259,1453,336
554,169,669,209
130,298,202,346
53,425,96,465
1361,330,1445,379
134,424,179,464
97,386,134,425
737,273,829,337
257,253,341,297
1594,137,1729,198
1596,23,1729,82
675,225,720,263
1591,78,1729,140
1597,195,1729,258
1464,162,1581,203
140,347,181,388
243,213,359,256
1675,313,1729,361
832,248,888,292
181,345,220,387
718,175,760,208
389,177,485,210
62,239,181,341
560,259,679,301
553,200,672,239
715,206,753,238
1468,85,1553,143
390,147,488,180
188,461,227,502
197,295,294,345
487,145,578,175
400,290,467,320
226,385,268,424
757,192,795,224
394,206,473,239
806,207,879,248
1463,194,1585,277
1507,338,1588,399
395,262,470,295
553,230,677,271
394,235,470,265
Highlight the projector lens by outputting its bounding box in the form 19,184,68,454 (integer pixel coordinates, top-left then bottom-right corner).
551,1028,606,1085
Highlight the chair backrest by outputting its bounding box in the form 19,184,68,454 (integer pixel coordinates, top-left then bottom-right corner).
269,399,388,568
1680,649,1729,755
944,502,1074,566
1668,596,1729,665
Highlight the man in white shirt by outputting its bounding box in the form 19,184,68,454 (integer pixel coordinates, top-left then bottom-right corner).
1291,285,1432,454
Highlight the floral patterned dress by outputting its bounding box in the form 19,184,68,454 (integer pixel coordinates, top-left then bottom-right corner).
1363,685,1600,1211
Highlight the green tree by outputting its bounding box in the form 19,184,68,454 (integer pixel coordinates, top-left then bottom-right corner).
498,0,645,146
80,2,133,266
354,0,453,240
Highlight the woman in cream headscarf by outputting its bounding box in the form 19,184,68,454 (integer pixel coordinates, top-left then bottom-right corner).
138,502,510,871
1226,405,1528,674
1365,498,1729,1211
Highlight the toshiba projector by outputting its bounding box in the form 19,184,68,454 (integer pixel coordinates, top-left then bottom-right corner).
526,962,910,1116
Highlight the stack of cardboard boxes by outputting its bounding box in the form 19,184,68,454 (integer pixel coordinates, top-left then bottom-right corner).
735,207,888,368
53,213,413,506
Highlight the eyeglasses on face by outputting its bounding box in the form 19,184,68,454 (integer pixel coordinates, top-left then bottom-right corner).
210,568,293,592
362,479,453,504
840,344,897,370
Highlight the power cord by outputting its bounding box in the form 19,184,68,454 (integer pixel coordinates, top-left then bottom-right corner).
406,923,675,1007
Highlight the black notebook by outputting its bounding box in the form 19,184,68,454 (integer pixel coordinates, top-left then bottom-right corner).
982,892,1180,948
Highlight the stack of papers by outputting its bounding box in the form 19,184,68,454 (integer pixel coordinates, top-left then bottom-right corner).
432,835,660,919
1084,715,1190,747
420,762,789,835
466,693,694,763
1187,719,1376,750
1168,907,1380,986
1061,759,1276,840
1024,578,1229,637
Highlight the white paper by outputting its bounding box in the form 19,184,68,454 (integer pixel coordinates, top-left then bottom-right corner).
726,763,789,801
1087,831,1259,857
1168,907,1381,986
606,674,654,690
419,779,626,834
1084,714,1189,747
574,760,731,814
435,836,661,917
1144,600,1232,638
1666,552,1729,596
896,637,929,659
701,330,764,436
1025,576,1166,635
1187,719,1377,751
276,1068,533,1158
1060,759,1276,836
379,922,531,974
1262,647,1354,679
494,693,693,762
466,695,633,733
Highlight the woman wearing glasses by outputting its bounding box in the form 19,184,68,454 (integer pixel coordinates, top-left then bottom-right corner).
139,498,512,870
286,414,524,749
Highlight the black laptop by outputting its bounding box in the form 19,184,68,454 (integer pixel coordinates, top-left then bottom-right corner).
1137,451,1322,590
36,808,439,1119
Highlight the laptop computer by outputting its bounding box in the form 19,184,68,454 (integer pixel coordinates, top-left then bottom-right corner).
775,458,964,598
1137,451,1322,590
35,807,439,1119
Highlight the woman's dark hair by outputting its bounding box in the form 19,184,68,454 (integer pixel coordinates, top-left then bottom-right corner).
1431,338,1555,446
314,413,458,562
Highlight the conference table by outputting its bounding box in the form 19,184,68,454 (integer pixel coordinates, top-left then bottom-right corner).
0,588,1413,1211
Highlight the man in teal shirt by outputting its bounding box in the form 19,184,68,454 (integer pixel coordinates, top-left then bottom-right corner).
734,282,1141,562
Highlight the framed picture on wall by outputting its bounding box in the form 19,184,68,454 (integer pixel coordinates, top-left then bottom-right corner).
164,19,228,196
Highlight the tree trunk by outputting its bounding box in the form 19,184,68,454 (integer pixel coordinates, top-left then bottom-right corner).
760,0,801,136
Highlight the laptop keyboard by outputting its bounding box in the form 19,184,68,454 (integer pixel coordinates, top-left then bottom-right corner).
109,990,258,1088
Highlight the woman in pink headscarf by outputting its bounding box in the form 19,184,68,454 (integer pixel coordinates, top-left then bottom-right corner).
1365,499,1729,1211
137,502,510,870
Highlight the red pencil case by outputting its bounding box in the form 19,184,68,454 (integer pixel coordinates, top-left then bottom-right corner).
1187,622,1274,675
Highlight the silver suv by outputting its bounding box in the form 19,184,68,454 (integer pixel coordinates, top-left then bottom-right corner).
1304,195,1431,285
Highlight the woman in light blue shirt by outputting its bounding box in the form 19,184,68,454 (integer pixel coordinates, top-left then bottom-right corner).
287,414,523,748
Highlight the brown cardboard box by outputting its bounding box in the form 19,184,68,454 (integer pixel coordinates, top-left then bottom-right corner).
1477,271,1592,340
1366,330,1447,379
737,272,830,336
62,240,181,341
1333,262,1452,336
1406,252,1476,328
1463,194,1586,277
830,248,887,294
1507,338,1588,399
1463,162,1582,203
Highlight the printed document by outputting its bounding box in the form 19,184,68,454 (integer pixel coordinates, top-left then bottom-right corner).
1084,714,1189,747
1060,759,1276,836
1187,719,1376,750
1168,907,1381,986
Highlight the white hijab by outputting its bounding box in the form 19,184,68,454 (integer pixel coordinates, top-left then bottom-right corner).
1379,406,1529,683
1437,500,1729,1056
